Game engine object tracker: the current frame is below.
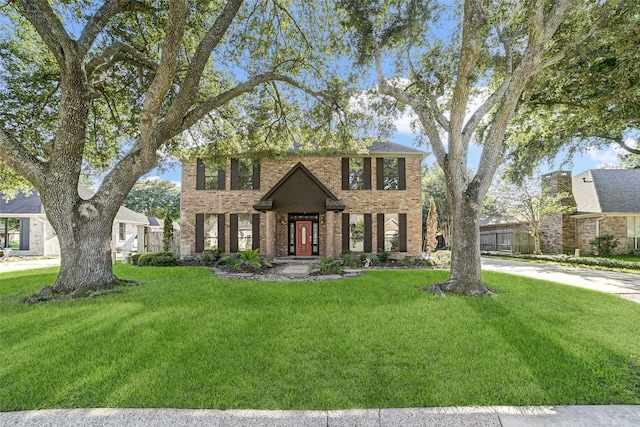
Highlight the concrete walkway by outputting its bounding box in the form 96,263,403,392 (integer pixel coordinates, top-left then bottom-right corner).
0,257,60,273
2,406,640,427
482,257,640,302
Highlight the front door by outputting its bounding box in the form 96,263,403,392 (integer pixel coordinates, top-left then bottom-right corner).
295,221,312,256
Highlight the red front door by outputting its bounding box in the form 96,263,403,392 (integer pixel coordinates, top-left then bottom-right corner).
296,221,312,256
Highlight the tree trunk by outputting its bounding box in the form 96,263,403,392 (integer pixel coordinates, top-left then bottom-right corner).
425,180,493,296
53,217,117,296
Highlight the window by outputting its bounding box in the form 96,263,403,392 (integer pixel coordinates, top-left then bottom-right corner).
349,214,365,252
376,158,406,190
196,159,225,190
204,214,219,251
118,223,126,241
237,214,253,251
1,218,23,249
628,217,640,251
382,158,398,189
342,158,371,190
349,158,365,189
384,214,399,251
231,159,260,190
230,213,260,252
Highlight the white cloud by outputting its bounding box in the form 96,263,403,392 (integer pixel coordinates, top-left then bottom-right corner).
587,147,620,168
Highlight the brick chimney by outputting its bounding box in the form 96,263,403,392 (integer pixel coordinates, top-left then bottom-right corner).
540,171,577,254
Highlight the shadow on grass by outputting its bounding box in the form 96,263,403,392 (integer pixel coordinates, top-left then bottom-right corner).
466,295,640,405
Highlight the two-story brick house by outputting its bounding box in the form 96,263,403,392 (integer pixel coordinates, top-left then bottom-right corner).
180,141,425,259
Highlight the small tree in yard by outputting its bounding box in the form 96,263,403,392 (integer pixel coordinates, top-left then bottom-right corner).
495,174,574,255
590,234,619,258
425,197,438,258
162,211,174,253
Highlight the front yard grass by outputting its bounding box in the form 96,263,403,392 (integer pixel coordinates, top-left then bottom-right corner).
1,265,639,411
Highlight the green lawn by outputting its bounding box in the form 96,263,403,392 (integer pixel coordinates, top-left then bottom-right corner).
1,265,640,411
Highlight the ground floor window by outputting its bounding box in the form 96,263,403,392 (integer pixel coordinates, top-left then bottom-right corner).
230,213,260,253
628,217,640,251
204,214,219,251
0,217,29,250
349,214,365,252
118,222,126,241
383,214,399,251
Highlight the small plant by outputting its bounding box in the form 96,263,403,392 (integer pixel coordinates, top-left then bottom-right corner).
341,252,357,267
376,249,390,263
137,251,178,267
220,249,265,271
589,233,619,257
432,250,452,266
131,253,143,265
317,257,343,275
201,248,223,265
359,253,368,264
201,253,212,264
400,256,412,266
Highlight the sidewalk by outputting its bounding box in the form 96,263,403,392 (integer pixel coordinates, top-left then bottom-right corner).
2,406,640,426
0,257,60,273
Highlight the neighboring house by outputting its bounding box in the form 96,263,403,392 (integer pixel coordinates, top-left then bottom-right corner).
180,141,425,259
0,188,149,256
571,169,640,255
480,169,640,255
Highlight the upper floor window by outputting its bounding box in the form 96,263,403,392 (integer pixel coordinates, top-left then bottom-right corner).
376,157,406,190
341,157,371,190
196,159,225,190
231,158,260,190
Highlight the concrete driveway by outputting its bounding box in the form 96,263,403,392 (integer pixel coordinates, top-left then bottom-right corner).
482,257,640,301
0,257,60,273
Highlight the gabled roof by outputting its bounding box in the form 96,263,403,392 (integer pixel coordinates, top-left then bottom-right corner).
0,191,43,214
0,189,149,224
572,169,640,214
253,162,345,212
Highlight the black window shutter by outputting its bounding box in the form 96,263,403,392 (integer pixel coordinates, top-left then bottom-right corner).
363,158,372,190
377,213,385,252
376,158,384,190
196,159,205,190
19,218,29,250
218,214,226,252
230,214,238,252
218,168,226,190
398,158,406,190
252,213,260,250
230,159,239,190
342,158,349,190
195,213,204,252
399,213,407,252
342,213,350,252
253,163,260,190
364,214,372,253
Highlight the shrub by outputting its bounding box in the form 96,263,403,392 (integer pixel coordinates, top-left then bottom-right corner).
317,257,343,275
376,249,390,263
400,256,412,266
589,233,619,257
137,251,178,267
131,253,143,266
220,249,266,271
341,252,357,267
359,253,368,264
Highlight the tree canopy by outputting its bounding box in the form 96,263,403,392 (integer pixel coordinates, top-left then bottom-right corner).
340,0,630,295
0,0,361,299
122,178,180,220
503,2,640,179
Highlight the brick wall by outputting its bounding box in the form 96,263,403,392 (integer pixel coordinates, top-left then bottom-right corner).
181,154,423,258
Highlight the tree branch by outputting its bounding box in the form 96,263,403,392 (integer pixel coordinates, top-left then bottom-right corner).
166,0,244,124
78,0,149,55
160,71,338,142
0,129,47,189
18,0,71,65
86,42,158,81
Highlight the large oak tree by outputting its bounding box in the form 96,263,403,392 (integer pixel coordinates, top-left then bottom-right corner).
340,0,626,295
0,0,357,300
